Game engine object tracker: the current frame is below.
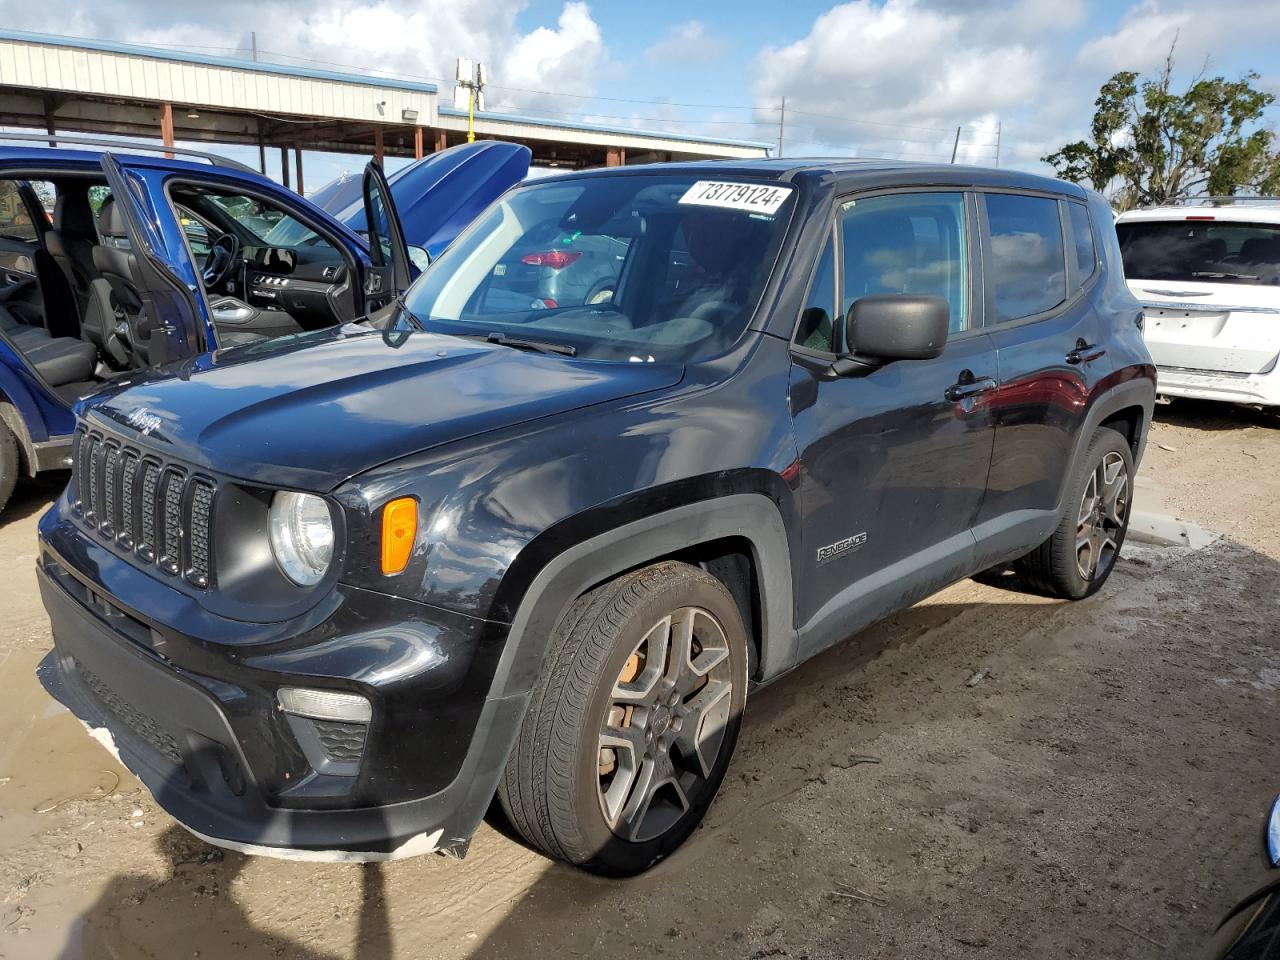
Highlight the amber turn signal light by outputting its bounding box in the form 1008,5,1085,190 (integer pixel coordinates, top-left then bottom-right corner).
380,497,418,575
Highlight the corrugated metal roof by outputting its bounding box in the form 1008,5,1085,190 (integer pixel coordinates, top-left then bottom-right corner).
0,29,438,93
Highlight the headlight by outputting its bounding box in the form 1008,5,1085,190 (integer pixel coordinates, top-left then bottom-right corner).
268,491,334,586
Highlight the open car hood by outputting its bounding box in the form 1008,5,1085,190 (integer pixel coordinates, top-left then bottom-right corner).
83,326,682,491
311,141,530,260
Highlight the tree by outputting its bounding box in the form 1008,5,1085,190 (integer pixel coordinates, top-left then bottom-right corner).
1043,43,1280,209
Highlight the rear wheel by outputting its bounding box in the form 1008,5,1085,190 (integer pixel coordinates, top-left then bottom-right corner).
1015,426,1134,599
498,561,748,876
0,419,17,517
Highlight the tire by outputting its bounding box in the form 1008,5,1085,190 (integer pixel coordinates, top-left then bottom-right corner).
1015,426,1134,599
498,560,748,876
0,419,18,518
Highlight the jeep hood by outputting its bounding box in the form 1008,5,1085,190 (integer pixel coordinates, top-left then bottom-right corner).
84,327,683,490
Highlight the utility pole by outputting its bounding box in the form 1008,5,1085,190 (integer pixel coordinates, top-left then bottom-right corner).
456,59,486,143
776,96,786,159
250,31,257,62
994,120,1002,167
950,125,961,164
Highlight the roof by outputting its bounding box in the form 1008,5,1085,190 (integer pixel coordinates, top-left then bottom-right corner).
1117,203,1280,224
0,28,439,94
547,157,1086,195
435,105,771,152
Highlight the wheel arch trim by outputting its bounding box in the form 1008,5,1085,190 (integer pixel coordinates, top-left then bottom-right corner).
494,493,797,702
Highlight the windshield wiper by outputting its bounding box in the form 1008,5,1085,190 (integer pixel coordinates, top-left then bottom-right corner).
1192,271,1258,281
478,332,577,357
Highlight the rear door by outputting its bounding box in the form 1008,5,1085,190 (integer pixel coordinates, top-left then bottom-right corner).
1116,216,1280,375
100,154,211,364
973,192,1107,560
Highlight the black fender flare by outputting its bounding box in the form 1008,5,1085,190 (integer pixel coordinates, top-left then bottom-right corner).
496,492,797,700
1056,374,1155,517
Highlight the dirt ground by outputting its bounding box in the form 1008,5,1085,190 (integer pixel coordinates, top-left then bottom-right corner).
1,398,1278,960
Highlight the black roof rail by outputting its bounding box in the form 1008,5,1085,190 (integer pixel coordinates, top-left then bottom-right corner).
0,132,257,173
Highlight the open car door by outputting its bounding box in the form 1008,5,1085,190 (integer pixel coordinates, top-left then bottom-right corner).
361,161,413,312
99,153,209,366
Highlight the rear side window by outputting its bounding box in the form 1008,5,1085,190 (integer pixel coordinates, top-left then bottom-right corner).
1116,220,1280,286
1067,202,1097,283
840,192,970,333
984,194,1066,322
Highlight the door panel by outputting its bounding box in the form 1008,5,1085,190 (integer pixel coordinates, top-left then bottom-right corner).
791,189,997,658
101,155,209,363
362,162,412,311
974,193,1109,559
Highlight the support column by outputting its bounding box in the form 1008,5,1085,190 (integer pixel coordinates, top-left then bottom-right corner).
257,120,266,174
294,148,304,196
414,126,424,160
45,114,56,148
160,102,175,157
280,146,290,189
434,129,447,153
606,146,625,167
374,127,384,168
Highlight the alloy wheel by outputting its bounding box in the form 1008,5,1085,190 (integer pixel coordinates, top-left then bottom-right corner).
1076,450,1129,581
596,606,734,843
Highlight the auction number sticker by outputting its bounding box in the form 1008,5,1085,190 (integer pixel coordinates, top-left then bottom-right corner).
679,181,793,216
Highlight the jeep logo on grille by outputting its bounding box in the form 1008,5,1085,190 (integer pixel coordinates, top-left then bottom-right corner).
817,532,867,565
125,408,162,437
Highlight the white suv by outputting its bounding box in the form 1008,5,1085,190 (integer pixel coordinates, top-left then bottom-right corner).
1116,201,1280,408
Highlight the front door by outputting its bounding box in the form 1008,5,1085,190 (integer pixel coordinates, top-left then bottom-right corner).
361,162,412,312
790,190,997,658
100,153,210,365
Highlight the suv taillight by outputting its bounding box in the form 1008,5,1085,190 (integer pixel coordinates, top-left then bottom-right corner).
521,250,581,270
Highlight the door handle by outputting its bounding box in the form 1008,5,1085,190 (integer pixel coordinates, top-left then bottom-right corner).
945,375,998,402
1066,341,1106,364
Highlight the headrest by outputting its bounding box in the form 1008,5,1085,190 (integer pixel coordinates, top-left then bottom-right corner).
95,196,128,239
53,189,96,237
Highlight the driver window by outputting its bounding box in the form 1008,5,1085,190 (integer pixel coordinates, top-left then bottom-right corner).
840,192,970,334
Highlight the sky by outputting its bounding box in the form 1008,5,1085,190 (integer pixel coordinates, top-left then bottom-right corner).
1,0,1279,191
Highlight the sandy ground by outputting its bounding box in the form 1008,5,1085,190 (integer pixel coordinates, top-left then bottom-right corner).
1,397,1278,959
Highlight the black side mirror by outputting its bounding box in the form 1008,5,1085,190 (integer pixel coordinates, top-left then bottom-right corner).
848,294,950,361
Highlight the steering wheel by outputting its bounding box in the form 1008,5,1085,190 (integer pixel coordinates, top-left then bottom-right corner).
202,233,241,288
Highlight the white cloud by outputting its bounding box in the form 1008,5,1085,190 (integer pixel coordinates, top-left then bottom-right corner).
753,0,1046,163
0,0,607,113
645,21,729,65
1077,0,1280,74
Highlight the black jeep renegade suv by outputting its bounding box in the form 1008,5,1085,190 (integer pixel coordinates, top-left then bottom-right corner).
36,160,1155,876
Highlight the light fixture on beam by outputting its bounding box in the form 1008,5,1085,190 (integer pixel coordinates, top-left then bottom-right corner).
401,108,419,123
186,109,200,119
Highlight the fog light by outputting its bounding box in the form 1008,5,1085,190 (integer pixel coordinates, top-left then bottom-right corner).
277,687,372,723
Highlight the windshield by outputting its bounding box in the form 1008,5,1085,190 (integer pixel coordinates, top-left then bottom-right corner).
400,174,797,362
1117,219,1280,286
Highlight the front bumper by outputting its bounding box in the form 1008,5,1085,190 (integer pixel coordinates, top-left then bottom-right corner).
1155,366,1280,408
36,530,526,861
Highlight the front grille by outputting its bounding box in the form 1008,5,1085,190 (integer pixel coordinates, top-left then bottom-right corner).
77,661,184,767
71,428,216,589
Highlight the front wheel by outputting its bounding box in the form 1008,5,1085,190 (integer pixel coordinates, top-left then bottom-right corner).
1016,426,1134,599
498,561,748,876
